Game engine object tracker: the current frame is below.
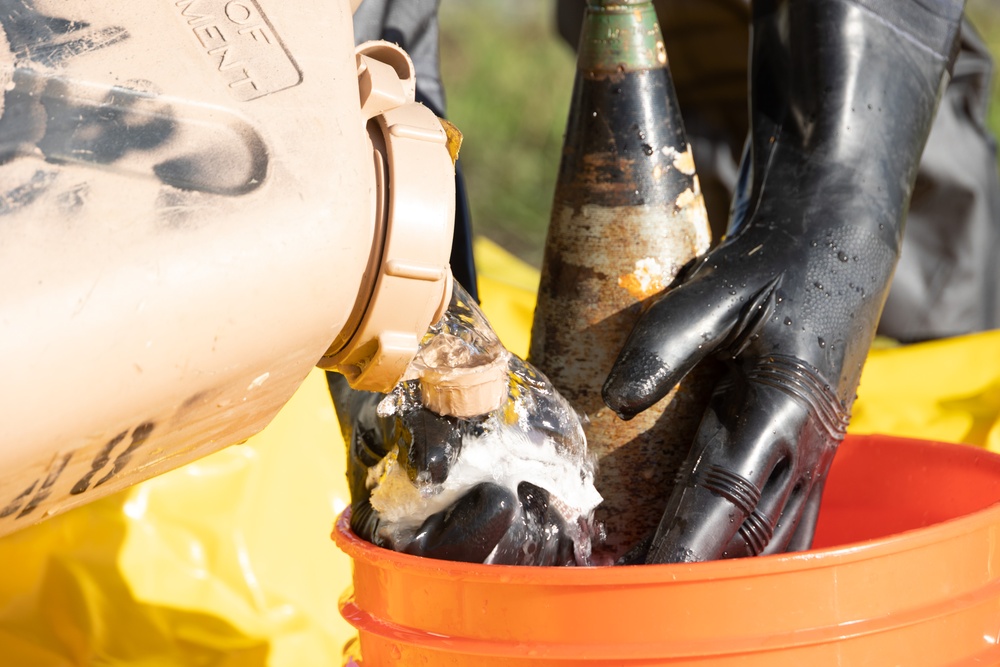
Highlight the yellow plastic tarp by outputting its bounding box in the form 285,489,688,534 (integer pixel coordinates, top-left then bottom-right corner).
0,237,997,665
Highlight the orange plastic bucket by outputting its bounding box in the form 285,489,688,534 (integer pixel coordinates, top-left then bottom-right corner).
332,435,1000,665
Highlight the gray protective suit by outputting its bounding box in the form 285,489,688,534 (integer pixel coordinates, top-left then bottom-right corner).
358,0,1000,342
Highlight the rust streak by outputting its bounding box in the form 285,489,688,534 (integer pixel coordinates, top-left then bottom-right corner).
618,257,666,300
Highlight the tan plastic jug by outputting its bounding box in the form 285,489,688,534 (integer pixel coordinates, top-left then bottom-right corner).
0,0,455,536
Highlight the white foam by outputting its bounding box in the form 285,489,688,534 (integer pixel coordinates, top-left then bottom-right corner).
369,423,602,530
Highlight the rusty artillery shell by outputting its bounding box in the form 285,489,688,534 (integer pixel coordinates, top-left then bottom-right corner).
529,0,713,560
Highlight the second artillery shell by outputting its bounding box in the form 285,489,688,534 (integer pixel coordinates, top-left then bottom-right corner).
529,0,714,560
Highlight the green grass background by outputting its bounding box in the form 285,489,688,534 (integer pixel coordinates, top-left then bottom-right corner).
439,0,1000,268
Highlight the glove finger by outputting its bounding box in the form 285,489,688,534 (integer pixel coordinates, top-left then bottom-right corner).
723,471,811,559
603,271,779,420
400,407,463,484
349,499,382,545
644,371,805,564
403,482,516,563
489,482,577,566
779,477,828,553
720,354,844,559
602,278,734,420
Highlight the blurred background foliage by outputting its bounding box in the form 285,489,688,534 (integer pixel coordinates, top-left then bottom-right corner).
440,0,1000,269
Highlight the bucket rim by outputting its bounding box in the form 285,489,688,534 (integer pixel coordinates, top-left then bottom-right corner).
333,435,1000,584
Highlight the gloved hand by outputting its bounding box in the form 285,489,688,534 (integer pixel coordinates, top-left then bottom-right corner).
602,0,963,563
328,285,603,566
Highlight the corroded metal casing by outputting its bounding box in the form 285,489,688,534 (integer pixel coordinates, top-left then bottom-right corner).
529,0,712,559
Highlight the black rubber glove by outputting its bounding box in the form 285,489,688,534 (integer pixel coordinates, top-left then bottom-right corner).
327,280,602,566
603,0,963,563
328,368,591,565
